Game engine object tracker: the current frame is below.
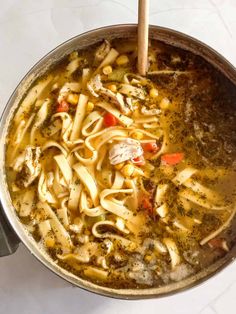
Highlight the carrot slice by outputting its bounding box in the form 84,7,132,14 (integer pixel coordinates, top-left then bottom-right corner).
142,142,159,153
56,100,69,113
161,152,184,166
103,112,118,127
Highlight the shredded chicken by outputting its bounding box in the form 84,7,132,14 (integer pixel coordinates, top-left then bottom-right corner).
87,74,103,97
14,146,41,187
141,106,161,116
87,74,130,114
109,138,143,165
94,40,111,66
125,97,134,111
118,84,146,100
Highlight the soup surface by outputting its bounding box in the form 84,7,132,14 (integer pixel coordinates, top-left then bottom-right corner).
6,39,236,288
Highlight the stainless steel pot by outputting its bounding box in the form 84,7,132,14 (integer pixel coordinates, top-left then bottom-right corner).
0,24,236,299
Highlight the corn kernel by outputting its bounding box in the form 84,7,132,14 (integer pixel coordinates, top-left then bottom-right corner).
102,65,113,75
114,162,125,170
45,235,55,248
67,93,79,105
149,88,159,98
107,84,117,92
131,131,143,140
160,97,170,110
116,54,129,66
121,164,135,177
144,254,153,262
87,101,94,112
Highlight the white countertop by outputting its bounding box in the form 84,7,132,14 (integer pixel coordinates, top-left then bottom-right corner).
0,1,236,313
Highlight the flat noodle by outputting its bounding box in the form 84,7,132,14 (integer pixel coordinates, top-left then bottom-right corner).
68,175,82,211
42,140,68,156
38,171,57,204
84,267,108,281
38,202,72,252
43,119,62,137
150,128,169,160
172,168,198,186
74,127,128,165
183,179,223,203
148,70,192,75
54,154,73,186
143,122,160,129
179,188,229,210
97,169,113,189
129,128,162,140
52,165,67,195
125,178,138,211
52,112,84,147
155,184,169,205
96,101,133,126
92,221,135,249
73,163,99,207
100,189,134,220
66,57,81,75
38,220,51,238
80,190,105,217
70,94,88,141
112,171,124,189
96,146,107,171
177,197,192,212
82,111,104,137
82,68,91,87
200,205,236,245
134,116,159,124
14,75,53,123
19,189,35,217
57,207,69,227
163,238,181,269
30,99,51,144
10,113,36,161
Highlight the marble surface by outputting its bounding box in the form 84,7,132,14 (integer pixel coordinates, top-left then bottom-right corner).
0,1,236,313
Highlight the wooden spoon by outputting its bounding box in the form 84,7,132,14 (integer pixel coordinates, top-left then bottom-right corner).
137,0,149,76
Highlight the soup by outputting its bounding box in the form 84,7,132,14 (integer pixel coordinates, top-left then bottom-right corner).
6,39,236,288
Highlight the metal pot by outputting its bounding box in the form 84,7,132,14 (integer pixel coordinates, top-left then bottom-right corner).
0,24,236,299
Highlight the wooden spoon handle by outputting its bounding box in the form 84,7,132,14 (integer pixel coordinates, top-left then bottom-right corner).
137,0,149,76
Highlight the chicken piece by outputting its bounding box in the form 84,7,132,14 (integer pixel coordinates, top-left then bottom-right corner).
57,82,81,104
100,90,130,114
141,106,161,116
87,74,130,114
15,146,41,187
87,74,103,97
125,97,134,112
94,40,111,66
109,138,143,165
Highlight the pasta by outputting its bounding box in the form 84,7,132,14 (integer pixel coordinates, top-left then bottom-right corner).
6,38,236,289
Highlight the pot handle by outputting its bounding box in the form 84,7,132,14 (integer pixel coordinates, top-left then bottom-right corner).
0,202,20,257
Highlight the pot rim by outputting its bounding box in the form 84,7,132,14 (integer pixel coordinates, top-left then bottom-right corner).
1,23,236,300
